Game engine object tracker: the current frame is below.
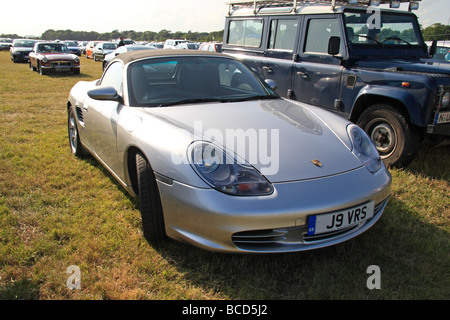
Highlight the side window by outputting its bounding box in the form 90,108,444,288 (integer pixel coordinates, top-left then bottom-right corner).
227,19,264,47
304,18,342,55
268,19,298,51
101,61,123,95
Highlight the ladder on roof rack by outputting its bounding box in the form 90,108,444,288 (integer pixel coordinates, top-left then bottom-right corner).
227,0,422,15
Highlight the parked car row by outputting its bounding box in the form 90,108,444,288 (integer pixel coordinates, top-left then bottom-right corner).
10,39,39,62
29,42,80,75
8,39,80,75
0,38,13,50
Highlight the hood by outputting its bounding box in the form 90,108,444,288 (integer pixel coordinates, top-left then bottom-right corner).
353,59,450,78
12,47,33,52
41,53,77,60
143,99,363,183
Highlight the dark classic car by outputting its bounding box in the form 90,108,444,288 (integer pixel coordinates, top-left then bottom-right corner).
62,41,81,56
29,42,80,75
0,38,13,51
10,39,38,62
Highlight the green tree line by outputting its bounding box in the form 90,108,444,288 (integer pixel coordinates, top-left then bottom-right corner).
2,23,448,42
1,29,223,42
421,23,450,41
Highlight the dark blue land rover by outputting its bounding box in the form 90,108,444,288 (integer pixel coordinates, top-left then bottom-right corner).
222,0,450,167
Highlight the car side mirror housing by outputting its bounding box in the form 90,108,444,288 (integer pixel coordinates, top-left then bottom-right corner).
88,86,122,102
429,40,437,57
328,36,341,56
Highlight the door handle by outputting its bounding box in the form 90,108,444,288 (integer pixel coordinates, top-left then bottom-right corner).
262,65,273,73
296,69,309,79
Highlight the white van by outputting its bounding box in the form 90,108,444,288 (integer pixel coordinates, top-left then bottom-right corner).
163,39,188,49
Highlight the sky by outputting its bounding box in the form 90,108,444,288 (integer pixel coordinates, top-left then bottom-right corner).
0,0,449,37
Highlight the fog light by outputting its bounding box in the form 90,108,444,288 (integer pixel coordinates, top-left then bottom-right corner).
389,0,400,9
409,2,419,11
390,0,400,8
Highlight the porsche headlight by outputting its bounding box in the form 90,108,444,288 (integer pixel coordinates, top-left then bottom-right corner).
190,142,273,196
347,124,381,173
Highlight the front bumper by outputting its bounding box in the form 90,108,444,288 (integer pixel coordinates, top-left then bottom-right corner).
41,64,80,73
156,166,392,253
427,122,450,136
11,51,31,61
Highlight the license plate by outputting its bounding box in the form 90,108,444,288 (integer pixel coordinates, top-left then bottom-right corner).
434,112,450,124
55,67,70,72
307,202,375,236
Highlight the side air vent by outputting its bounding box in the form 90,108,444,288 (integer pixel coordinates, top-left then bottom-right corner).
75,106,84,124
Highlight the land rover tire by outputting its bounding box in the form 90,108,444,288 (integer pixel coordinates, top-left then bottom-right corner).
357,104,420,168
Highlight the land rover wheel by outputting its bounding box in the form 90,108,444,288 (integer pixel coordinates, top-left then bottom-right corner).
357,104,420,168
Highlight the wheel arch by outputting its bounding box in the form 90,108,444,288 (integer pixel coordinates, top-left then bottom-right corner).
125,146,157,197
350,94,412,126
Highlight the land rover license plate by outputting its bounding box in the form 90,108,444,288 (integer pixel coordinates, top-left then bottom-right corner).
434,112,450,124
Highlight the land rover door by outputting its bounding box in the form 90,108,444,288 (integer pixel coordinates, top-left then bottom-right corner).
292,15,345,111
260,17,301,98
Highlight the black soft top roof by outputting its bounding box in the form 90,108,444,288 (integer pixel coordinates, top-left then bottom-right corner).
114,49,225,65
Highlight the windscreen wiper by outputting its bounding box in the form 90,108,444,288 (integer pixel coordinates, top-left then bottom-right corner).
354,34,383,46
157,97,228,107
230,95,278,102
382,37,412,46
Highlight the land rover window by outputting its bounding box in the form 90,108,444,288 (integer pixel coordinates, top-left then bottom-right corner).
304,18,342,55
228,19,264,47
344,10,421,46
268,19,298,51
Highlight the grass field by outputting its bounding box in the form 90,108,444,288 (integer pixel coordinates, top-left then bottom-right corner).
0,51,448,300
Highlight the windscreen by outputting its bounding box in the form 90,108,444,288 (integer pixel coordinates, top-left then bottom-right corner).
128,56,277,107
344,10,423,47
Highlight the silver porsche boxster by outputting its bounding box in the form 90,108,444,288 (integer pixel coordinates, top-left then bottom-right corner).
67,50,391,253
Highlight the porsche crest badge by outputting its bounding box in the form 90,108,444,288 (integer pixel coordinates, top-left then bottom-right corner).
311,159,322,167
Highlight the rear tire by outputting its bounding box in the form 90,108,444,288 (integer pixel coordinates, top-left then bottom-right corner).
136,152,166,241
357,104,420,168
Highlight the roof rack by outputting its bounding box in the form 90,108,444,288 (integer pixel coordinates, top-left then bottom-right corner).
227,0,421,15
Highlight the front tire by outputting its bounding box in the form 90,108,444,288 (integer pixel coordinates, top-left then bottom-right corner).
68,108,84,157
357,104,420,168
38,63,46,75
136,152,166,241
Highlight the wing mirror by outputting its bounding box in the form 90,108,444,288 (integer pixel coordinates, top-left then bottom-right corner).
328,36,341,56
429,40,437,57
87,86,122,102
